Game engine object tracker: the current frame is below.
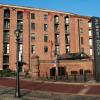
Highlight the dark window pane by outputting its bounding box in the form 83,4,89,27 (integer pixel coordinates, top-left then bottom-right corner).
44,46,48,53
3,56,9,63
31,33,35,40
44,34,48,42
17,20,23,30
80,28,83,34
17,11,23,19
44,24,48,31
4,9,10,18
81,37,84,44
4,20,10,30
31,23,35,30
3,31,9,41
31,13,35,19
44,15,48,20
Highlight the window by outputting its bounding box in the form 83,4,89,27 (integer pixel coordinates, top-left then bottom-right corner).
55,46,60,54
54,16,59,23
4,9,10,18
54,24,59,32
44,34,48,42
4,31,9,41
4,20,10,29
17,11,23,19
65,35,70,44
31,13,35,19
80,28,83,34
65,26,69,34
55,34,60,45
44,24,48,31
88,22,92,28
4,43,9,54
66,46,70,53
44,15,48,20
44,46,48,53
90,48,93,55
79,19,83,25
89,39,93,46
31,33,35,40
3,56,9,63
89,30,92,36
17,20,23,30
31,23,35,30
81,37,84,45
32,45,36,54
65,16,69,24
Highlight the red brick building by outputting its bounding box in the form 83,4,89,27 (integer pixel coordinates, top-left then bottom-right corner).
0,4,93,78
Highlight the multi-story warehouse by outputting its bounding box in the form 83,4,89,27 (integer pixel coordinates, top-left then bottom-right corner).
0,4,94,78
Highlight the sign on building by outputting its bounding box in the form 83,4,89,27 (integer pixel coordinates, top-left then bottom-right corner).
91,17,100,81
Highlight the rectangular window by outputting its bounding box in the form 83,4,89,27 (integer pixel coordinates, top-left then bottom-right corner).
32,45,36,54
44,24,48,31
90,48,93,55
44,15,48,20
4,31,9,42
88,22,92,28
54,24,59,32
17,20,23,30
65,35,70,44
31,33,35,40
89,30,92,36
4,20,10,30
44,46,48,53
55,16,59,23
65,17,69,24
4,43,9,54
55,34,60,45
31,23,35,30
31,13,35,19
65,26,69,34
4,9,10,18
44,34,48,42
89,39,93,46
80,28,83,34
81,37,84,44
79,19,83,25
3,56,9,63
55,46,60,54
66,46,70,53
17,11,23,19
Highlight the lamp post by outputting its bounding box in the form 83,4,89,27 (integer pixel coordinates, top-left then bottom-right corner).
14,29,21,97
54,54,59,80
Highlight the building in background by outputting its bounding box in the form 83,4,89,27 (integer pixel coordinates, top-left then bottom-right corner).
0,4,94,78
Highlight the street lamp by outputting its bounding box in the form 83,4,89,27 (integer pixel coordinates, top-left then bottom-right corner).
54,54,59,80
14,29,21,97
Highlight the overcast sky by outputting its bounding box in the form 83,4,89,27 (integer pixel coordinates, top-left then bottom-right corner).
0,0,99,17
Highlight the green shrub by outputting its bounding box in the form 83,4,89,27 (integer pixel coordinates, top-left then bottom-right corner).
0,69,16,77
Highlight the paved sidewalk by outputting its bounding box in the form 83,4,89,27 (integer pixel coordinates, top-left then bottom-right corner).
0,77,100,100
0,86,100,100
